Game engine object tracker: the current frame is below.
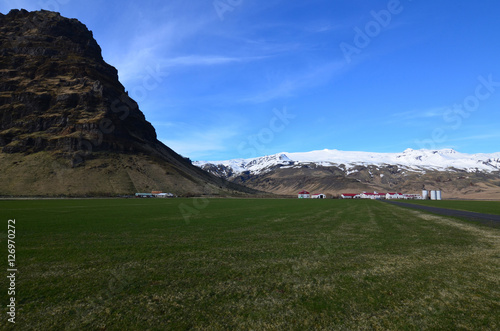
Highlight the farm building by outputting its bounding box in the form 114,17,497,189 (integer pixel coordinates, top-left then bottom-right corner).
359,192,386,200
341,193,360,199
156,193,175,198
135,193,154,198
312,193,327,199
386,192,404,199
135,192,175,198
403,194,423,200
422,190,442,200
298,190,310,199
342,191,433,200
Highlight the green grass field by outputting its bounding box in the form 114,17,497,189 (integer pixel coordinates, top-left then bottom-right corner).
397,200,500,215
1,199,499,330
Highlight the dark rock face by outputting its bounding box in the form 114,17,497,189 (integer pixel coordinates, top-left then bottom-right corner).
0,9,157,156
0,9,260,196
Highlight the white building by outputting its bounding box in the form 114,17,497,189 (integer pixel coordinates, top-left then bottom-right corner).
403,194,422,200
340,191,439,200
359,192,386,199
298,190,310,199
341,193,360,199
386,192,404,199
156,193,175,198
429,190,443,200
312,193,327,199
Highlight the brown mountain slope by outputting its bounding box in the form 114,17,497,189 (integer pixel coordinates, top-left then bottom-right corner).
0,9,258,196
243,166,500,199
202,163,500,200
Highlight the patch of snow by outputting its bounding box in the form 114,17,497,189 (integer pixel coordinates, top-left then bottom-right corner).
195,148,500,177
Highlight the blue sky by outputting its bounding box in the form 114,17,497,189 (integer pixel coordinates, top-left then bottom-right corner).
2,0,500,160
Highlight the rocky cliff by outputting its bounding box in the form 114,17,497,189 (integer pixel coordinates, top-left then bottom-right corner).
0,9,258,196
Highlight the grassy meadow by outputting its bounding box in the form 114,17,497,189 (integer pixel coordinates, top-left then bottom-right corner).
1,198,499,330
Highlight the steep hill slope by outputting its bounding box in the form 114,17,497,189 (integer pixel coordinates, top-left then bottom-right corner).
0,9,257,196
196,149,500,199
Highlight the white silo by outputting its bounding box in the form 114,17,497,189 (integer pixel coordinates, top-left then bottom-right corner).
430,190,437,200
436,190,442,200
422,190,429,200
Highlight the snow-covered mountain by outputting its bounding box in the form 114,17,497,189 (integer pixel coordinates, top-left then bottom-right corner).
195,148,500,176
194,149,500,199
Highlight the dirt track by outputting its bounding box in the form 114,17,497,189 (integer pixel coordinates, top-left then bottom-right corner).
383,201,500,227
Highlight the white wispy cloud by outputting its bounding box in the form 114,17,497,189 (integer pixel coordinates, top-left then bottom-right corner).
446,133,500,143
242,59,348,103
305,22,344,33
105,4,217,85
160,124,241,160
391,107,447,120
160,55,267,67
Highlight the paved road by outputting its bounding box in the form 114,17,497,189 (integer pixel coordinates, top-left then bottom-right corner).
383,200,500,226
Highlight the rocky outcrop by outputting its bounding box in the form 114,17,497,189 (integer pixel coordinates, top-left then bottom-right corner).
0,9,259,196
0,9,156,156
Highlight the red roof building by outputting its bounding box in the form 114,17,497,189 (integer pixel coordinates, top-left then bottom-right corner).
298,190,311,198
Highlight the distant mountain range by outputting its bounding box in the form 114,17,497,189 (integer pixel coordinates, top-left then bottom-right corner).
196,148,500,175
195,149,500,199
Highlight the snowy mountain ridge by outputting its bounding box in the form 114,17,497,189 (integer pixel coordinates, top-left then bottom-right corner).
195,148,500,176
